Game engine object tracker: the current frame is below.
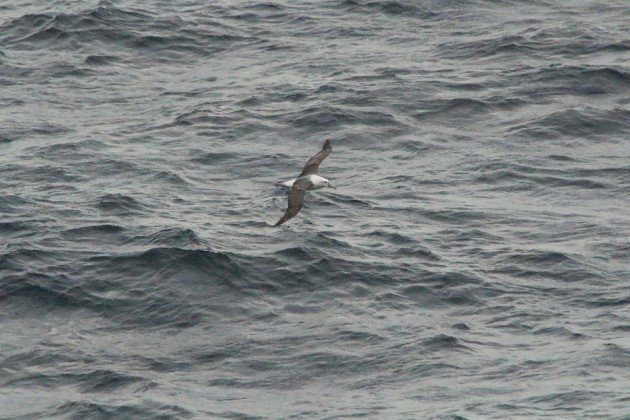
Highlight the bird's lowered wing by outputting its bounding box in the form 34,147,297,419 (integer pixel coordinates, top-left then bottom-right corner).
298,140,332,177
275,186,305,226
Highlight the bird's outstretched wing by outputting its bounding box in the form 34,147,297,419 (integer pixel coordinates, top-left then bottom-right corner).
275,186,305,226
298,140,332,177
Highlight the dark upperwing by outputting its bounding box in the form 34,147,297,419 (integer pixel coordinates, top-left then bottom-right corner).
298,140,332,177
274,187,305,226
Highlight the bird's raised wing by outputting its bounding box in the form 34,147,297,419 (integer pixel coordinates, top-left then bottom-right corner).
274,186,305,226
299,140,332,177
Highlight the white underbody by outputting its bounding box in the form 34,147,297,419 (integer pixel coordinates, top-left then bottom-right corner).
278,174,328,190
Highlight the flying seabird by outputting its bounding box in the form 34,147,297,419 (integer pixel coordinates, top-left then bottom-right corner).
274,140,336,226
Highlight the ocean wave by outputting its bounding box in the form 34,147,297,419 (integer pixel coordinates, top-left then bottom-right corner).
285,104,398,129
52,400,192,419
516,65,630,96
124,227,206,248
84,54,122,65
474,163,612,191
7,368,148,394
0,193,35,210
0,277,95,316
366,229,416,245
342,0,437,18
440,27,630,61
87,247,241,279
0,3,245,60
495,249,600,283
62,223,124,237
1,164,82,183
32,139,105,159
414,97,526,121
510,107,630,140
1,0,628,417
0,220,32,235
400,284,480,307
438,34,535,59
0,122,71,143
94,193,147,215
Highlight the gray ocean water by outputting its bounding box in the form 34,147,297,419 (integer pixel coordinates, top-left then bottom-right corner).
1,0,629,418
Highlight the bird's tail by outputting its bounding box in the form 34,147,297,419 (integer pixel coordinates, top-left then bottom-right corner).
276,179,295,188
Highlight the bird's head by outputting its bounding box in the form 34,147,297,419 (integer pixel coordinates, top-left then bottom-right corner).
325,180,337,189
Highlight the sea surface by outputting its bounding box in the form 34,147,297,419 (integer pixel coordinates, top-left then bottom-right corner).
1,0,629,418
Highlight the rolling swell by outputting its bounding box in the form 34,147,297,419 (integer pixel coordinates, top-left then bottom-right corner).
0,0,628,418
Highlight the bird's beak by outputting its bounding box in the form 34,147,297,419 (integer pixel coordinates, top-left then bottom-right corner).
329,183,337,189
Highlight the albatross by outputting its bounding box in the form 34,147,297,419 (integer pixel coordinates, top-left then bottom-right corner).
274,140,336,226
